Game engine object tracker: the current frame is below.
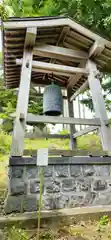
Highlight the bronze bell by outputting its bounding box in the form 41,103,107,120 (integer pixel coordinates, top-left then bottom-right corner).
43,83,63,116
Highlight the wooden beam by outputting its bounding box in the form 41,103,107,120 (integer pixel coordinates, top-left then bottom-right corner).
16,59,88,77
11,27,37,156
87,60,111,152
73,125,99,138
89,39,105,57
67,89,77,149
67,61,86,88
10,155,111,165
34,44,88,62
70,80,89,101
25,133,70,139
26,113,101,126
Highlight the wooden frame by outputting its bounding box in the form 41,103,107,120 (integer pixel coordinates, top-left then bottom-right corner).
34,44,88,61
3,16,111,157
67,88,76,149
11,27,37,156
26,114,101,126
73,126,99,138
16,58,88,77
87,60,111,152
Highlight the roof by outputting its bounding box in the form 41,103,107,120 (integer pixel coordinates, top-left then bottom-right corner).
2,16,111,90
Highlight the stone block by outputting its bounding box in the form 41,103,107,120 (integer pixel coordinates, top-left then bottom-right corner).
76,179,91,191
55,165,69,177
45,180,60,193
43,194,69,210
25,166,38,179
30,180,41,194
82,165,94,177
94,166,109,176
70,165,82,177
62,178,76,192
59,195,69,208
70,192,96,207
23,196,38,212
40,166,53,177
92,179,107,191
10,180,26,196
84,192,96,205
106,179,111,187
11,166,24,178
93,192,111,205
70,194,84,207
4,195,24,213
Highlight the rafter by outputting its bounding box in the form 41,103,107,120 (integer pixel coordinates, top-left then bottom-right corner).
70,80,89,101
67,61,86,88
34,44,88,62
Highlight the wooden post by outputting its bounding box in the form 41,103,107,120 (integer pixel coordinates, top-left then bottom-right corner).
67,89,77,149
87,60,111,152
11,27,37,156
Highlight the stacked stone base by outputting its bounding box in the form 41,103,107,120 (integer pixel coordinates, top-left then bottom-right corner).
4,156,111,213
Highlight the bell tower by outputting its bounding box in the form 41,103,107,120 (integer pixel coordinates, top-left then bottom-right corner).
2,17,111,214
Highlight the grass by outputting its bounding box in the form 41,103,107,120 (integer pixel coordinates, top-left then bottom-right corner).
24,133,102,151
2,215,111,239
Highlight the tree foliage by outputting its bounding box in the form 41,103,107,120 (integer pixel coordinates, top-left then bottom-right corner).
3,0,111,42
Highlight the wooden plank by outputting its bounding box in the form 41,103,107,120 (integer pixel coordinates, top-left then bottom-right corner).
67,88,76,149
89,39,105,57
26,113,101,126
68,29,93,45
34,43,88,61
25,133,70,139
70,80,89,101
23,148,106,156
87,60,111,152
67,61,86,88
11,27,37,156
73,125,99,138
16,59,88,77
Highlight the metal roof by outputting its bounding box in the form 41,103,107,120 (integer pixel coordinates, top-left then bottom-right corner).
2,16,111,90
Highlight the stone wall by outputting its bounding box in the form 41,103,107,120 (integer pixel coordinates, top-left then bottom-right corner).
4,156,111,213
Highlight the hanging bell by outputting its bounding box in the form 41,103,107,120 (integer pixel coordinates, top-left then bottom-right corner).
43,83,63,116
